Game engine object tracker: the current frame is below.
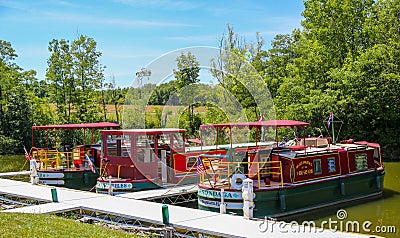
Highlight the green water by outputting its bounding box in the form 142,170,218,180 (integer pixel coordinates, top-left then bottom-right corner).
282,161,400,237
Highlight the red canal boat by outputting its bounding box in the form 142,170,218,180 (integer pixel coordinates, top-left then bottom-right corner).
196,120,385,218
95,128,226,194
29,122,120,190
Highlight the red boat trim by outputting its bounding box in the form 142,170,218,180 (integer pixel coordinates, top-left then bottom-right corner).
32,122,120,130
198,169,382,192
200,120,309,130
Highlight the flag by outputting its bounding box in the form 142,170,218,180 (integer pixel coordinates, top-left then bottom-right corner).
23,146,32,160
196,157,205,175
327,112,333,127
258,113,263,122
86,154,97,174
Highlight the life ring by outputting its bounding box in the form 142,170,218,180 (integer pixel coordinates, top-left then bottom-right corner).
230,174,247,190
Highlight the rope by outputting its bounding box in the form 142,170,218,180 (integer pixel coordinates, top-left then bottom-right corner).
159,159,198,197
89,161,110,192
9,156,29,180
242,189,255,219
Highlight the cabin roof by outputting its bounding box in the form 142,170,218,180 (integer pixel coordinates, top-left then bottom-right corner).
275,147,339,159
32,122,120,130
100,128,185,135
200,120,309,130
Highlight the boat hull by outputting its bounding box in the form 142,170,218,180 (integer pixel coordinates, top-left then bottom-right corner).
95,178,160,195
38,169,98,190
198,170,385,218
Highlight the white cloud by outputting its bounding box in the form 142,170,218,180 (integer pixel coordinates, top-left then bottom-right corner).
163,35,218,43
114,0,203,11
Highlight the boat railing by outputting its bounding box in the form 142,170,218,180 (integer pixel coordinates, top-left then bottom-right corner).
98,163,135,179
30,148,76,170
199,158,283,189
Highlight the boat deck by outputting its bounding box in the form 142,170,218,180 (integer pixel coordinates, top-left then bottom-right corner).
0,178,377,237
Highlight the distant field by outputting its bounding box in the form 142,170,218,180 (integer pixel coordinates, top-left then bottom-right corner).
48,104,208,121
106,105,207,121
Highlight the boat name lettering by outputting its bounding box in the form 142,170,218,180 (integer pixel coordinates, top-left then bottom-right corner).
96,182,132,190
198,189,241,199
295,160,314,176
295,160,313,169
297,169,314,176
198,198,243,209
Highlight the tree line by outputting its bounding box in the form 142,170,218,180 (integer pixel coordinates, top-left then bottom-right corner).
0,0,399,158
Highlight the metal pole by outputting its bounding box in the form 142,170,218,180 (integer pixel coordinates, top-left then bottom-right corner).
46,130,49,149
161,150,167,183
332,113,335,144
220,188,226,214
32,128,34,148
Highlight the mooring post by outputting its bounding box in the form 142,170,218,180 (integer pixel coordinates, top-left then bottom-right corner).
242,178,253,219
161,150,167,183
29,159,39,185
161,205,172,238
51,188,58,202
162,205,169,225
108,176,113,196
220,188,226,214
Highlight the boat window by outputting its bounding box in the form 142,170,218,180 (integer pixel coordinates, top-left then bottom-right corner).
105,135,131,157
106,135,120,156
171,132,185,150
313,159,322,175
355,153,368,171
121,135,132,157
136,134,156,163
328,157,336,172
186,156,197,170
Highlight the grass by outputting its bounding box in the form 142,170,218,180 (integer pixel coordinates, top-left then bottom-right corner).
0,156,146,237
0,155,30,181
0,213,141,238
0,155,29,173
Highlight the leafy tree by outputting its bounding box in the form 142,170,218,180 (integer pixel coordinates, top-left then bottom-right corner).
0,40,37,153
71,35,105,123
331,44,400,156
46,39,73,123
106,75,125,123
0,40,19,131
46,35,105,123
210,25,274,122
302,0,375,66
252,31,300,98
173,52,200,135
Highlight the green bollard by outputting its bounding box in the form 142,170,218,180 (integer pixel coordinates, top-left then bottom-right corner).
51,188,58,202
162,205,169,225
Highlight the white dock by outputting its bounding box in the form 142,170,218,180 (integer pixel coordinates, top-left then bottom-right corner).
117,184,197,200
0,178,376,237
0,170,30,177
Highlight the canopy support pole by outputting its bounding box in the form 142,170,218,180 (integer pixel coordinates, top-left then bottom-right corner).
216,128,219,151
46,130,49,149
54,129,57,148
256,127,258,148
32,128,35,148
84,129,86,145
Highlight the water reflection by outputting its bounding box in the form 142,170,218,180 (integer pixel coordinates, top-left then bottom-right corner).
281,161,400,237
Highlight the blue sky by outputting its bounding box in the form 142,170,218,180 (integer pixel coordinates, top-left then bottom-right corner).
0,0,304,87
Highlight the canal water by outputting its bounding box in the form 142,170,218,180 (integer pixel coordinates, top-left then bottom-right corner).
181,161,399,237
281,161,400,237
